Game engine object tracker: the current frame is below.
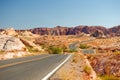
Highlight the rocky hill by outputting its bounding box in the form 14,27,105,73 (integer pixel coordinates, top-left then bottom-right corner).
29,26,108,36
29,25,120,37
108,26,120,36
0,28,44,60
1,25,120,37
87,53,120,78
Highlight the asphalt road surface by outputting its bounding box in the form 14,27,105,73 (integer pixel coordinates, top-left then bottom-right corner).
0,54,71,80
69,38,95,50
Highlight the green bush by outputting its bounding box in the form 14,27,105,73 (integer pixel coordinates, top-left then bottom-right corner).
79,44,90,49
100,75,120,80
48,46,62,54
26,46,39,53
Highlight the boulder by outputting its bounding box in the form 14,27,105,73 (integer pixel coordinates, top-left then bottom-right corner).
0,35,27,51
20,37,44,51
90,30,106,38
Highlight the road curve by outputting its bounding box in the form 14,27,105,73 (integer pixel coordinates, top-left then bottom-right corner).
0,54,71,80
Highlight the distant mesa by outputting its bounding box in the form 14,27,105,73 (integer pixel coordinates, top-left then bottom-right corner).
28,25,120,37
0,25,120,37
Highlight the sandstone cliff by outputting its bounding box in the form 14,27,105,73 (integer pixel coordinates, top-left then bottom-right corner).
1,25,120,37
28,25,119,37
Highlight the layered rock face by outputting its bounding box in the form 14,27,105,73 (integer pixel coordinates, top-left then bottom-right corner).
28,25,120,36
1,25,120,37
90,30,105,38
0,35,29,60
88,54,120,77
0,29,45,60
0,35,26,51
108,26,120,36
30,26,107,35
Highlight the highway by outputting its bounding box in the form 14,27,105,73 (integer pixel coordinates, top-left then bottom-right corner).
69,38,95,50
0,54,71,80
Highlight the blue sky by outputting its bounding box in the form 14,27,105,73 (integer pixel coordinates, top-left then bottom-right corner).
0,0,120,29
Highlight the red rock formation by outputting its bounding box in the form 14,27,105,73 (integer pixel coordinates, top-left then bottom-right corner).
29,26,107,36
88,54,120,77
108,25,120,36
90,30,105,38
0,29,3,32
1,25,120,37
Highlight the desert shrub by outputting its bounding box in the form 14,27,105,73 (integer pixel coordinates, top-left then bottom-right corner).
48,46,62,54
79,44,90,49
72,53,80,63
114,50,120,55
60,45,68,52
67,49,77,53
0,50,5,54
62,47,68,52
26,46,39,53
100,75,120,80
83,65,92,75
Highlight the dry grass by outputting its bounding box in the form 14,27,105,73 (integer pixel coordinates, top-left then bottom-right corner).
88,37,120,47
83,65,92,75
34,35,91,50
99,75,120,80
54,68,75,80
50,53,97,80
50,57,76,80
114,50,120,55
72,53,85,63
0,50,5,54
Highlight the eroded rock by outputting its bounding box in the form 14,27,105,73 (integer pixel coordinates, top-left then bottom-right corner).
0,35,26,51
0,28,18,36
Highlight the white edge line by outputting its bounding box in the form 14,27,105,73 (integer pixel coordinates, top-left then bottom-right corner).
42,54,72,80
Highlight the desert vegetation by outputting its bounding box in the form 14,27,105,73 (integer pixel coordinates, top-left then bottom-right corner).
99,75,120,80
0,27,120,79
50,53,97,80
83,65,92,75
47,46,63,54
79,44,90,49
0,50,5,54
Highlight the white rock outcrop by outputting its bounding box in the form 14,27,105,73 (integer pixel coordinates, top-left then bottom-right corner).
0,35,26,51
0,28,18,36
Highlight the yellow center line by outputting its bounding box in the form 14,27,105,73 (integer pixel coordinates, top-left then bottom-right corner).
0,55,54,69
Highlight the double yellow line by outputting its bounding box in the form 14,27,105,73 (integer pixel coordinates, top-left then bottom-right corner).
0,55,53,69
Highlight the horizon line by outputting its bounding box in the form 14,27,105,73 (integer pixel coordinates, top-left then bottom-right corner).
0,25,120,30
